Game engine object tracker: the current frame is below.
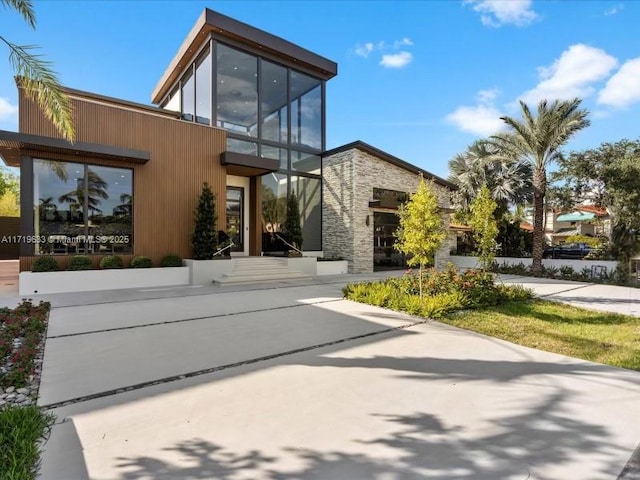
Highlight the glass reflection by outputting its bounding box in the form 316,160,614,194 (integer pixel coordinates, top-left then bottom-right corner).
260,60,288,143
290,71,322,150
195,48,211,125
291,175,321,250
216,44,258,136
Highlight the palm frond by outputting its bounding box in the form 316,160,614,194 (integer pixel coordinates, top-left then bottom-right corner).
1,37,75,142
1,0,36,28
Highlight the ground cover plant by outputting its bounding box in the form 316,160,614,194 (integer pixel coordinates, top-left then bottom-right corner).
0,301,50,389
494,261,637,286
1,301,54,480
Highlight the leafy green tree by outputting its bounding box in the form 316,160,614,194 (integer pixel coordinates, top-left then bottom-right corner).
394,177,446,298
551,139,640,262
491,98,590,275
2,0,74,142
191,183,217,260
284,193,303,250
469,185,498,271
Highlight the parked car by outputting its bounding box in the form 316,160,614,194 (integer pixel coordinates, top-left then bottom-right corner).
543,242,592,259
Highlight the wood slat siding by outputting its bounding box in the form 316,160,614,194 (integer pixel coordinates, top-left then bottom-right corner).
0,217,20,259
19,89,227,270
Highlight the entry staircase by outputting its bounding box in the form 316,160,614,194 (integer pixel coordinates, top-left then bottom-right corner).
216,256,313,285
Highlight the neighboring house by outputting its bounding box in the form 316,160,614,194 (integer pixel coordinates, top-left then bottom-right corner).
0,8,454,274
546,205,610,245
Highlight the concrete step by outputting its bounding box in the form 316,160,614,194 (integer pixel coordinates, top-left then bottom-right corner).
216,256,313,285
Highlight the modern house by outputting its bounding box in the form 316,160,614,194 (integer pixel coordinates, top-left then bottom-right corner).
541,205,610,245
0,8,453,277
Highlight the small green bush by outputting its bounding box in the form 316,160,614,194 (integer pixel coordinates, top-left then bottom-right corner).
161,254,183,267
496,284,535,302
130,256,153,268
31,256,58,272
99,255,123,269
68,255,93,271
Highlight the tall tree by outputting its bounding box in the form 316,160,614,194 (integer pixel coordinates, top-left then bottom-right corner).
191,183,217,260
2,0,74,141
448,140,531,219
394,177,446,298
491,99,590,274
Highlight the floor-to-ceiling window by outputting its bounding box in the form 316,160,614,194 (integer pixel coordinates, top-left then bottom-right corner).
33,160,133,255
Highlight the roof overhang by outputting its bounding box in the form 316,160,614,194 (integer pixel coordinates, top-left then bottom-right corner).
556,212,596,222
221,151,279,177
0,130,150,167
152,8,338,104
323,140,458,191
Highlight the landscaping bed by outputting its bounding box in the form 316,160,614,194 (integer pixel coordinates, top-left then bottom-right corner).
344,267,640,372
0,300,54,480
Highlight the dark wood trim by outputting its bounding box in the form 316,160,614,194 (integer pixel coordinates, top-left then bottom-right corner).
19,156,34,256
0,129,150,166
249,176,261,255
221,151,279,176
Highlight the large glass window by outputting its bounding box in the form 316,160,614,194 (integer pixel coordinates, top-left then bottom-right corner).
216,44,258,137
290,71,322,150
291,150,320,175
261,145,287,170
260,60,288,144
33,160,133,255
261,172,287,239
195,48,211,125
227,137,258,156
291,175,321,250
164,86,180,112
181,69,195,122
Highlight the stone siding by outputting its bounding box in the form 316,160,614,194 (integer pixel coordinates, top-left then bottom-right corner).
323,148,452,273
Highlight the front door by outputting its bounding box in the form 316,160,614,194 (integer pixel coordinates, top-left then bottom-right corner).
226,186,244,253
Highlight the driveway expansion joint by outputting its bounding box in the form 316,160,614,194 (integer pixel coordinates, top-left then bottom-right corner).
41,315,429,411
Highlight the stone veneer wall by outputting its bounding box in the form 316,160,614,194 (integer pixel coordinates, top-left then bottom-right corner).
323,148,451,273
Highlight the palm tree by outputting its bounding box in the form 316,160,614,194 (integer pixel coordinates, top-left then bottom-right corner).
2,0,75,142
448,140,532,218
491,99,590,274
58,169,108,216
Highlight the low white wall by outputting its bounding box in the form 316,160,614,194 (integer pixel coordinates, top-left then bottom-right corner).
19,267,190,295
450,256,618,273
287,257,318,275
184,259,234,285
316,260,349,276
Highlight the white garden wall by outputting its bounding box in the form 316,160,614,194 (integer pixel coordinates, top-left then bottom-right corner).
450,256,618,273
20,267,190,295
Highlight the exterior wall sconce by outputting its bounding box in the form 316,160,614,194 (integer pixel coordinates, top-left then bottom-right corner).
365,215,370,226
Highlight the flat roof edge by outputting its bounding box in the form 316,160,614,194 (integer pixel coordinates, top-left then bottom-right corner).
322,141,457,190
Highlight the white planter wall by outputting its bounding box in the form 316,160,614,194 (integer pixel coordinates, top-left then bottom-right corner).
19,267,189,295
450,256,618,273
184,259,233,285
286,257,318,275
316,260,349,275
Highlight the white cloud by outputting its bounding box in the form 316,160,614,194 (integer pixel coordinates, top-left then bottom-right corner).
352,38,415,67
0,97,17,122
354,42,374,58
604,3,624,15
518,44,618,104
464,0,538,27
446,89,505,136
380,51,413,69
597,57,640,108
393,37,414,48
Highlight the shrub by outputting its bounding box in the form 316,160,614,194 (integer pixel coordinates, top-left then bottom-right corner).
161,254,183,267
68,255,93,271
31,256,58,272
130,255,153,268
99,255,123,269
496,284,535,302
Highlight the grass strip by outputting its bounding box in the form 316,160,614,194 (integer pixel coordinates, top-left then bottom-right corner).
440,300,640,371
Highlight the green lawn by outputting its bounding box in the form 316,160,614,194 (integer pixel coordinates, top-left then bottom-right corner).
440,300,640,371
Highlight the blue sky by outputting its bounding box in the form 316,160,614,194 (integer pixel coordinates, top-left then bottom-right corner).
1,0,639,178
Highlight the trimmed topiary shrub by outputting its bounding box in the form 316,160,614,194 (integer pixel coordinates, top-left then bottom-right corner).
68,255,93,271
130,256,153,268
99,255,123,269
161,254,183,267
32,256,58,272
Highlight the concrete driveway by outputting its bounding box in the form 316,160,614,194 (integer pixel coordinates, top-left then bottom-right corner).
34,275,640,479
